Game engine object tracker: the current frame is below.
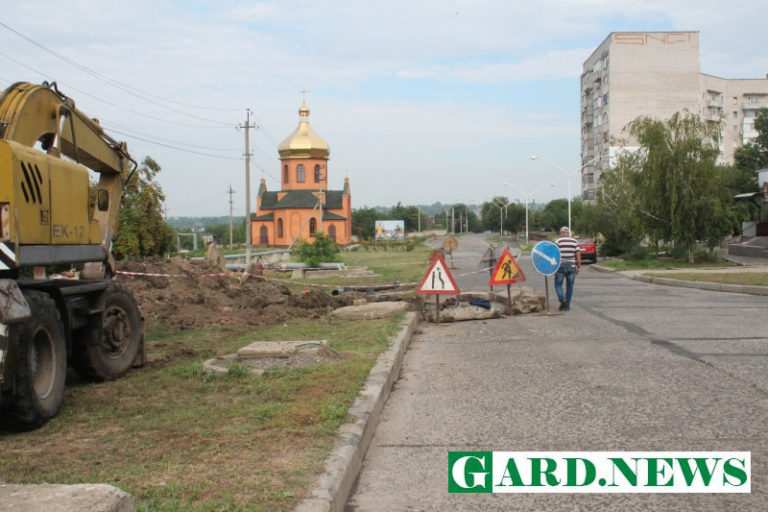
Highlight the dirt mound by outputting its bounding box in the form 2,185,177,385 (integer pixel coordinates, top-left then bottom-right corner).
116,257,353,329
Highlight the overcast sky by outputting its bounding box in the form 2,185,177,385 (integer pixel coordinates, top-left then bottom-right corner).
2,1,767,217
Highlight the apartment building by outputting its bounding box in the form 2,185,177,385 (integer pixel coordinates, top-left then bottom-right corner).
581,31,768,201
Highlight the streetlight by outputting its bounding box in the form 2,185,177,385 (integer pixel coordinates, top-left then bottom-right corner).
492,197,510,237
530,156,592,234
504,182,555,245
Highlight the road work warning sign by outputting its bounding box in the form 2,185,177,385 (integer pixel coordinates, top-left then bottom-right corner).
417,253,459,294
489,247,526,285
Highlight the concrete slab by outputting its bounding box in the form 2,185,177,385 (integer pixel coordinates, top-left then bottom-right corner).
0,483,134,512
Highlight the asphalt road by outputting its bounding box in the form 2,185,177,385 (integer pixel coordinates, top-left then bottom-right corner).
346,234,768,511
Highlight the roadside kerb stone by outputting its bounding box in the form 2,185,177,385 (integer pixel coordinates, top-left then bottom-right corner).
293,311,418,512
0,483,134,512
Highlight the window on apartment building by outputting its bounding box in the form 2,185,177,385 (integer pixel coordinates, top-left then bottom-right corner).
733,97,738,104
594,96,601,109
603,93,608,106
733,111,738,119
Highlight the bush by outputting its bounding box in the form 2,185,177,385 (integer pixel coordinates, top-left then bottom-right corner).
296,232,339,267
623,245,653,261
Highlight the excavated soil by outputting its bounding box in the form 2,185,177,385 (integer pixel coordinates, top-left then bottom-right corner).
115,257,357,329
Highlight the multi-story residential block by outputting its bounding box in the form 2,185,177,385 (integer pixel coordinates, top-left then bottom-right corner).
581,31,768,201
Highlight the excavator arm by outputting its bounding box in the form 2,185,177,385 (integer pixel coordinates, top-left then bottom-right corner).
0,81,136,270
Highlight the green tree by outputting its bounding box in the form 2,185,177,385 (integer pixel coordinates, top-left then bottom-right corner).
351,207,381,240
734,107,768,171
731,107,768,228
388,202,421,232
627,111,732,261
204,222,245,246
113,156,174,259
481,197,509,234
594,150,646,256
536,198,569,232
296,232,339,267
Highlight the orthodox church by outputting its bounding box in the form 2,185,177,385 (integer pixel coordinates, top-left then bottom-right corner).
251,102,352,247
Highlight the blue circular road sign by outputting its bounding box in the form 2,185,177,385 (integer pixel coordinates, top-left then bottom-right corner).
531,241,561,276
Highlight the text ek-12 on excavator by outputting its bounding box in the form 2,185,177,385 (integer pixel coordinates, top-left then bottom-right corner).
0,81,144,430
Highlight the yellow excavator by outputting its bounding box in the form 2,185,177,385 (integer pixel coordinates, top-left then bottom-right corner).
0,81,144,429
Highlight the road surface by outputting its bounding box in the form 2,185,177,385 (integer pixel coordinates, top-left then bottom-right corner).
347,234,768,511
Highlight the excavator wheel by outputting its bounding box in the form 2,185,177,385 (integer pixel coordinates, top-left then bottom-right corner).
73,282,142,382
5,290,67,430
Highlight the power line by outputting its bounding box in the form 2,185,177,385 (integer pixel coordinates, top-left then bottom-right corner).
0,53,234,129
0,21,240,118
101,118,240,153
108,127,243,160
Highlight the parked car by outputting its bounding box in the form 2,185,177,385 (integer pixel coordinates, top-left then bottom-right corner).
577,237,597,263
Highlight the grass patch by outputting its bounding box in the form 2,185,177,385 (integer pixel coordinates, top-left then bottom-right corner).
645,272,768,286
0,314,404,511
597,259,736,272
340,244,432,283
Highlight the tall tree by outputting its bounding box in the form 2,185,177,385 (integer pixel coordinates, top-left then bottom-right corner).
113,156,175,259
351,207,380,240
481,196,510,234
627,111,732,261
535,198,569,232
594,150,645,255
731,107,768,227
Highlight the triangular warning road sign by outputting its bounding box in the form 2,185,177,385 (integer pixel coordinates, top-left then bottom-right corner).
489,247,526,285
416,253,460,295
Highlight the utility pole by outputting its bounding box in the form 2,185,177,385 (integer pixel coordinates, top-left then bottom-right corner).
227,185,235,248
239,110,256,267
417,206,421,234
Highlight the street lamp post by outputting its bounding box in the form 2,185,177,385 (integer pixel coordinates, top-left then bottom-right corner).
492,197,510,237
530,156,592,234
505,182,554,245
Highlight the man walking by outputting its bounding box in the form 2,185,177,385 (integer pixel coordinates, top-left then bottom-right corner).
554,226,581,311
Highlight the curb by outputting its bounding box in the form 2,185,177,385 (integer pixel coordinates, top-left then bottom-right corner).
294,311,419,512
592,264,768,296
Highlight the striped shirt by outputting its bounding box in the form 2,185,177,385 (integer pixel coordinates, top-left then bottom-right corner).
556,236,580,264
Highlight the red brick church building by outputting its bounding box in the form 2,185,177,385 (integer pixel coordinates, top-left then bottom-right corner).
251,102,352,247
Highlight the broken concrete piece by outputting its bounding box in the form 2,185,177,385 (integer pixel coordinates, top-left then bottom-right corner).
203,340,334,376
0,483,134,512
507,286,546,314
427,302,504,322
237,340,328,359
331,301,409,320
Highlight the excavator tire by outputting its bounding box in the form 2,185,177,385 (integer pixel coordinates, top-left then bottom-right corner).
5,290,67,430
73,282,142,381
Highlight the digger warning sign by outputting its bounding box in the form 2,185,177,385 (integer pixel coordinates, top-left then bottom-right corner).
489,247,526,285
417,253,459,294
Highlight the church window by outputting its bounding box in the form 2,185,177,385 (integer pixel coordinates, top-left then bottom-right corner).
314,164,321,183
309,217,317,234
297,164,305,182
283,165,289,184
277,218,284,237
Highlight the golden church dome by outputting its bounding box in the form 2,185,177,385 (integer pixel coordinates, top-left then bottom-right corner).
278,103,329,159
